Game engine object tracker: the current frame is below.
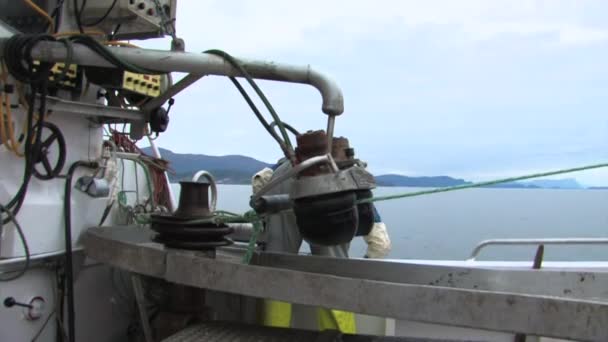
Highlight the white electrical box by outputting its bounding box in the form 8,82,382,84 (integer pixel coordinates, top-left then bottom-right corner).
73,0,177,40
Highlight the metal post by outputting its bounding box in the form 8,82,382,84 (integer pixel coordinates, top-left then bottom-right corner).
146,138,177,211
326,115,335,153
131,274,154,342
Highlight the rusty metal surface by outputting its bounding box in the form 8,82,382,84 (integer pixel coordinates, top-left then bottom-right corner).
84,226,608,341
331,137,351,162
295,130,330,176
172,181,213,218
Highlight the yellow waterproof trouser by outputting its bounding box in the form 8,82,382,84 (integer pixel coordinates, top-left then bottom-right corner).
262,299,356,333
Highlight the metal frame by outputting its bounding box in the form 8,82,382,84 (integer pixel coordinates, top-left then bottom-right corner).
468,238,608,261
43,95,144,122
10,40,345,116
131,274,154,342
83,226,608,341
141,73,205,112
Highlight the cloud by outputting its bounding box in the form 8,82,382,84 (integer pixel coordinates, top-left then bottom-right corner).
161,0,608,55
138,1,608,186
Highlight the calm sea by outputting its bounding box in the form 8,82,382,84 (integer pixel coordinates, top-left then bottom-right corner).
172,184,608,261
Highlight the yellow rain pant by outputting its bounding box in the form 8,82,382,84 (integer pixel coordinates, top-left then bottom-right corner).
262,300,292,328
262,299,356,333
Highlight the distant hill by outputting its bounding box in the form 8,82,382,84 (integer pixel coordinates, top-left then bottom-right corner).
375,175,469,187
141,147,272,183
521,178,583,189
140,148,590,189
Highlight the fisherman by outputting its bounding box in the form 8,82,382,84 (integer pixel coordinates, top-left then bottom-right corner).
251,137,391,333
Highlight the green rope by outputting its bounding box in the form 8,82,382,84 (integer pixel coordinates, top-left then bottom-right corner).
359,162,608,204
242,219,263,264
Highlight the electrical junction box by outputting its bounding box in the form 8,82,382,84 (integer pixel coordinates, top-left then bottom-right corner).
72,0,177,40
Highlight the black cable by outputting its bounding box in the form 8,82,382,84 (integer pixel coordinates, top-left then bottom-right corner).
204,49,295,153
83,0,117,27
98,200,114,226
68,35,161,74
63,161,98,342
31,310,55,341
3,35,55,84
1,34,63,223
228,77,292,159
0,205,30,282
108,23,121,41
1,82,47,224
270,121,300,137
49,0,66,34
73,0,85,33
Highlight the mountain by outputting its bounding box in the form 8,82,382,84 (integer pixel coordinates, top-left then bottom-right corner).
520,178,583,189
140,148,590,189
141,147,272,183
375,175,469,187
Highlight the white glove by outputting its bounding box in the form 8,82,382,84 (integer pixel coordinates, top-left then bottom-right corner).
252,167,274,194
364,222,391,259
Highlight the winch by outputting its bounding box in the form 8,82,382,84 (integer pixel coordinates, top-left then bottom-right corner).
149,176,234,250
290,131,376,246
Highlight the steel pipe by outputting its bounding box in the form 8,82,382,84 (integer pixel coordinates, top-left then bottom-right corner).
20,40,344,115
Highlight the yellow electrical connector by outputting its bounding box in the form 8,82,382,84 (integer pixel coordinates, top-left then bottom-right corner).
49,63,79,88
122,71,161,97
0,61,24,156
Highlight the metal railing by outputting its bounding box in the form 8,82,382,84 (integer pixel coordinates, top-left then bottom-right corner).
467,238,608,261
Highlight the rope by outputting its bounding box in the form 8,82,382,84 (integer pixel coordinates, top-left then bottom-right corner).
360,162,608,204
241,211,263,264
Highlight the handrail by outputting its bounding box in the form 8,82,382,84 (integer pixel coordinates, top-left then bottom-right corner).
467,238,608,261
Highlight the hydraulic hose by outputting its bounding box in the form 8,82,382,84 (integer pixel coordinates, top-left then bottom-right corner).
63,160,98,342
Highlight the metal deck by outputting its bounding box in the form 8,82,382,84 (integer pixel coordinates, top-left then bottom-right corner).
83,226,608,341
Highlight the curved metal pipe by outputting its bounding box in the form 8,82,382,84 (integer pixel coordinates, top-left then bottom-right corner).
24,41,345,115
251,154,338,200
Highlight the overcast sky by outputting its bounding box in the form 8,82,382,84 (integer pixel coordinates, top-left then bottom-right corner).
140,0,608,185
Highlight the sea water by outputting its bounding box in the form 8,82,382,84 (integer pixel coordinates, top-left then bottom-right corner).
172,184,608,261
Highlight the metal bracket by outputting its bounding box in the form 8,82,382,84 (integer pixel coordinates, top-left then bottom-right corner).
141,73,205,112
42,95,145,122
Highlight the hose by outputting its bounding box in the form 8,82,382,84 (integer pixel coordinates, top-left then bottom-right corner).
204,49,295,160
63,160,98,342
228,77,293,162
0,204,30,281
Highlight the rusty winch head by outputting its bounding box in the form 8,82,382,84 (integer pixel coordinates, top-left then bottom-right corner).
291,131,376,246
173,181,213,218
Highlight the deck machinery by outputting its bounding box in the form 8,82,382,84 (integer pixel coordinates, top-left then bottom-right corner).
1,1,608,341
